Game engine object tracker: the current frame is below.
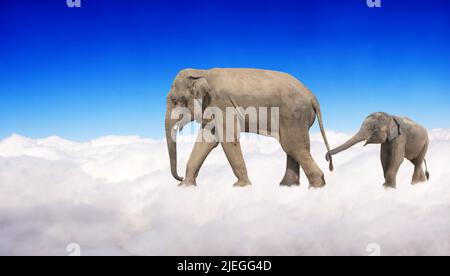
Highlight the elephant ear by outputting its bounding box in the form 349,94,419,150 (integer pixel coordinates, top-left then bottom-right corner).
187,73,212,113
183,70,207,97
388,116,401,142
189,76,209,99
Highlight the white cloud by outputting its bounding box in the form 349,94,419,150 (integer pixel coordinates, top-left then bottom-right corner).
1,130,450,256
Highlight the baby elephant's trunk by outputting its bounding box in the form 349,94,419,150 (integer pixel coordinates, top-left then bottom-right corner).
326,132,367,161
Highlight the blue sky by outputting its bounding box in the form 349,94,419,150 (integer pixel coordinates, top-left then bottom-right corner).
0,0,449,140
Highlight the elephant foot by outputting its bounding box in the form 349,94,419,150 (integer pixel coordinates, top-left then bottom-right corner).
233,180,252,188
308,175,326,189
280,176,300,187
412,174,428,185
308,183,325,190
179,180,197,187
411,178,427,185
280,181,300,187
383,182,396,189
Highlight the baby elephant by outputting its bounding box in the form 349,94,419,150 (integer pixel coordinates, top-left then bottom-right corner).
326,112,429,188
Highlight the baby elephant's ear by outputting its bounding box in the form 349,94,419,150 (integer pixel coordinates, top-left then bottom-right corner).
388,116,401,142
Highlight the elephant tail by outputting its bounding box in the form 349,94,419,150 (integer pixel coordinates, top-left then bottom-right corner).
312,98,334,172
424,159,430,180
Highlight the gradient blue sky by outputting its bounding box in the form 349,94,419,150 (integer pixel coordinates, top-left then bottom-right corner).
0,0,449,140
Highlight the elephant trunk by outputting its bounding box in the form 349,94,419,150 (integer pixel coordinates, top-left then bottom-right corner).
166,108,183,182
326,131,367,161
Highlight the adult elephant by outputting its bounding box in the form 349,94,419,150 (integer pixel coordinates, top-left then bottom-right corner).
165,68,333,188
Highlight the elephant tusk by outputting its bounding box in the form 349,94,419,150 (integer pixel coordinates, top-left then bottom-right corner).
364,140,369,147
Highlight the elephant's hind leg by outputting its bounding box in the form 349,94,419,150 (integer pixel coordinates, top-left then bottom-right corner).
297,150,325,188
281,130,325,188
221,142,252,187
411,160,427,185
280,155,300,187
411,144,428,185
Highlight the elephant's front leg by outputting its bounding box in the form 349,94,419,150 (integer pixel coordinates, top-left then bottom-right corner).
380,143,391,179
383,142,405,189
221,142,252,187
181,129,219,187
280,155,300,187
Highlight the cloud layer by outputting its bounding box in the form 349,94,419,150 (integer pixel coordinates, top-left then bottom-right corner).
1,130,450,256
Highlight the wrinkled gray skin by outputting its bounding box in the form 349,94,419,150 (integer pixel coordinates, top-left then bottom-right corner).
326,112,430,188
166,68,334,188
